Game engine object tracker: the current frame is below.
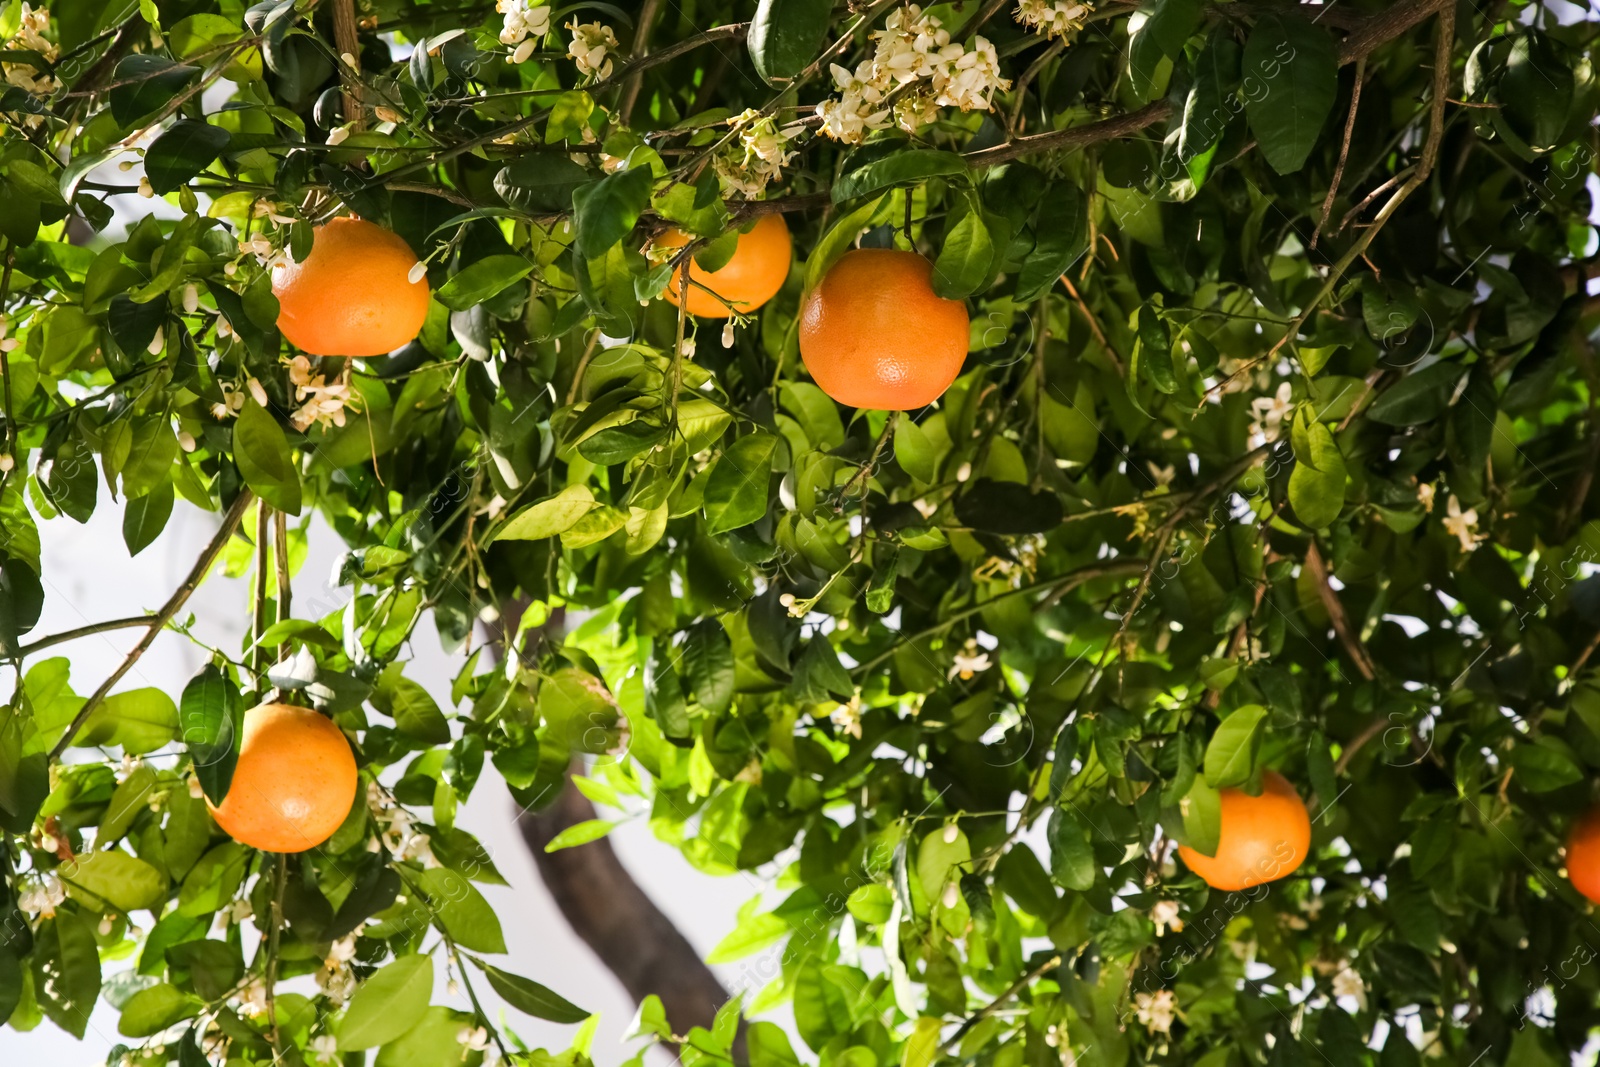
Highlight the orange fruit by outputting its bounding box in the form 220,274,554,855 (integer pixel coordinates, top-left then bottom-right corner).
798,248,969,410
1177,770,1311,891
207,703,358,853
1566,807,1600,903
658,214,792,318
272,216,430,356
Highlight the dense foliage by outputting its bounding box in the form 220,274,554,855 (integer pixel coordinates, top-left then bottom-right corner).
0,0,1596,1064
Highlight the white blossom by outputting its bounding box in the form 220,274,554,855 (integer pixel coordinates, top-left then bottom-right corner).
1015,0,1092,39
1442,494,1483,553
830,693,864,739
1249,382,1294,442
18,874,64,918
287,355,357,432
1417,480,1436,513
1133,989,1177,1034
567,21,619,78
932,35,1008,112
309,1034,340,1064
714,109,797,198
947,638,991,681
1150,899,1183,935
499,0,552,60
1332,964,1367,1010
3,5,58,126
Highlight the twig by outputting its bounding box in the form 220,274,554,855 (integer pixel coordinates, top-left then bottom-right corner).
273,509,291,659
0,244,15,468
1333,716,1387,775
17,616,156,657
839,412,898,505
940,954,1061,1052
264,854,287,1056
1058,272,1124,375
617,0,666,125
331,0,364,125
1260,0,1454,369
1311,57,1364,251
251,502,272,678
1304,541,1376,681
48,489,254,761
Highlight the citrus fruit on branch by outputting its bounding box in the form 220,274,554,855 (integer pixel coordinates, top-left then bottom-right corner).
1177,770,1312,891
658,214,793,318
207,703,359,853
799,248,969,410
272,216,430,357
1566,807,1600,903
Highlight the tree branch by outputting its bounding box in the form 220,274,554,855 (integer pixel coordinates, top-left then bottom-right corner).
47,489,254,761
1303,541,1376,682
18,615,156,657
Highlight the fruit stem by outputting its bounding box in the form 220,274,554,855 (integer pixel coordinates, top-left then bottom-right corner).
251,502,273,680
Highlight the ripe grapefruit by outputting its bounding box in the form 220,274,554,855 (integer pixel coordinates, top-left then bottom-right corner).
658,214,792,318
272,216,430,357
1177,770,1311,891
798,248,969,410
1567,807,1600,903
207,703,358,853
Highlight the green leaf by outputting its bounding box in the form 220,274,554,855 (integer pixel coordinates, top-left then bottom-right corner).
833,150,967,205
118,983,200,1037
492,485,596,542
543,818,618,851
573,165,653,258
846,884,894,926
704,432,776,534
121,415,178,498
435,255,534,312
1127,0,1204,103
953,479,1063,534
417,868,506,953
144,120,230,194
339,955,433,1050
683,620,735,715
1288,413,1346,530
804,193,893,291
1242,12,1338,174
748,1021,804,1067
1180,28,1241,161
109,55,200,126
0,553,43,653
180,664,243,805
1180,774,1221,857
1014,184,1086,301
374,673,451,744
1046,808,1095,891
1509,739,1584,793
1498,30,1574,153
233,401,303,515
78,687,179,754
475,959,591,1023
894,417,938,483
494,152,592,213
374,1007,482,1067
1366,362,1466,426
1134,305,1177,394
749,0,832,83
32,913,101,1038
1203,704,1268,789
122,481,173,557
61,850,167,912
931,203,994,300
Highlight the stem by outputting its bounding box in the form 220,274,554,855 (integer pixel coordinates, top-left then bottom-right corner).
616,0,665,125
17,616,157,657
251,502,272,678
48,489,254,761
1312,56,1364,250
940,954,1060,1052
264,854,287,1056
0,242,16,471
273,509,291,660
840,412,898,505
331,0,365,126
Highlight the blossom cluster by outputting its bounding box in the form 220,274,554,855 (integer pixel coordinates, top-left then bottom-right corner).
816,5,1011,144
4,4,57,128
567,20,620,78
1015,0,1093,39
714,109,802,199
498,0,552,64
287,354,356,431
